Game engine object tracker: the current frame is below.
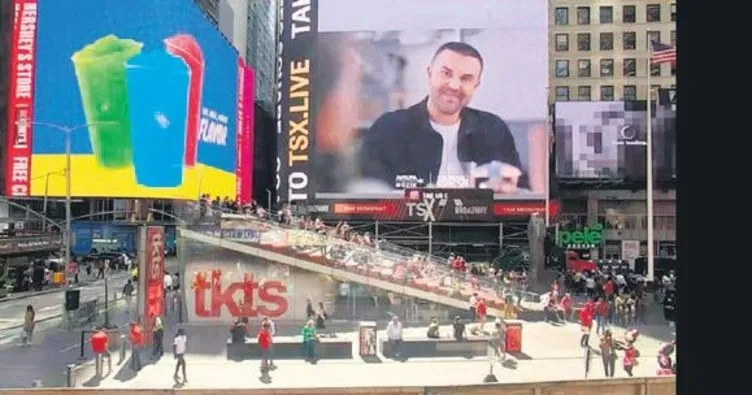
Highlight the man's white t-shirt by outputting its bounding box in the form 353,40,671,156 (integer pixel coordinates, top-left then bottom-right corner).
430,120,465,187
174,335,187,355
164,273,173,290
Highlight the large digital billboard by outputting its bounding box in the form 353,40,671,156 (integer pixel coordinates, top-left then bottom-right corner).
554,101,676,180
5,0,254,201
277,0,549,214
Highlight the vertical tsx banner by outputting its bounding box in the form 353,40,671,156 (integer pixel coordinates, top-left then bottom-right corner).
140,225,165,334
5,0,39,196
276,0,318,205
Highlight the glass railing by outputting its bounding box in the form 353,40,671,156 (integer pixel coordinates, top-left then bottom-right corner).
179,203,539,310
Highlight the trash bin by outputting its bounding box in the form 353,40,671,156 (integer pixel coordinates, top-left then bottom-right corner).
358,321,378,357
503,319,522,353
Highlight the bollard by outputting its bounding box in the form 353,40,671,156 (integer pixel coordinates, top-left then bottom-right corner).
95,353,103,378
79,330,87,360
66,364,75,387
119,334,127,364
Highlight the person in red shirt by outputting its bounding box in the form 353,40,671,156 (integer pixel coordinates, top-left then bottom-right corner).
558,293,573,322
622,341,639,376
579,306,594,348
258,322,273,373
129,321,144,371
476,298,488,333
594,297,608,335
90,326,111,376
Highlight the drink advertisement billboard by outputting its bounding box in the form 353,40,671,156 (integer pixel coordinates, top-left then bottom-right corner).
277,0,549,214
5,0,254,201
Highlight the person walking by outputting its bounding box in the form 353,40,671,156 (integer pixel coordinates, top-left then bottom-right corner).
129,321,144,371
173,328,188,383
260,317,276,369
152,316,164,358
386,315,404,360
315,301,328,330
21,305,35,347
90,326,112,377
622,341,639,377
258,322,273,372
579,305,594,348
122,280,135,315
594,297,608,335
598,329,616,377
301,320,318,363
492,319,506,362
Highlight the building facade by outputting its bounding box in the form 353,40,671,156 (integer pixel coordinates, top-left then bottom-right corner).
550,1,677,261
548,0,676,102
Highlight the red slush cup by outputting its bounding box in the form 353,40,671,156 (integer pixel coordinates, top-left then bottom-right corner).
164,34,204,167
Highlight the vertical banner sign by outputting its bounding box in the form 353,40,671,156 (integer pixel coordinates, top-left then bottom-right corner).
235,58,255,203
139,226,165,339
5,0,39,197
276,0,318,204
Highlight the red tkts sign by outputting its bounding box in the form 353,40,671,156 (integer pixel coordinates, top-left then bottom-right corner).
145,226,165,328
193,271,288,318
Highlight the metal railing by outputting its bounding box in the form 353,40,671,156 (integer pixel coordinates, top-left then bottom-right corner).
178,203,541,308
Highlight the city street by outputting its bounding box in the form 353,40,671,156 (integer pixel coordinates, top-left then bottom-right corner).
0,258,178,332
0,258,179,388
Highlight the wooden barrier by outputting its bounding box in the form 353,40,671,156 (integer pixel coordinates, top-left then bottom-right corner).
0,377,675,395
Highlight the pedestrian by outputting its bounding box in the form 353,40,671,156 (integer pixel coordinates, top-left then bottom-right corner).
152,316,164,358
386,315,403,360
598,329,616,377
122,280,134,315
260,316,276,369
258,322,273,372
622,341,639,377
129,321,144,371
579,305,594,348
300,319,318,363
305,298,315,320
21,305,35,347
173,328,188,383
90,326,112,377
315,301,328,330
492,319,506,362
476,298,488,333
594,297,608,335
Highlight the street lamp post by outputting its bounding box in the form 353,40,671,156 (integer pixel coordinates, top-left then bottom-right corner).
17,121,117,286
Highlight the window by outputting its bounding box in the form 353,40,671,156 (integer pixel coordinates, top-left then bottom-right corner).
650,84,662,100
600,6,613,24
600,59,614,77
647,4,661,22
623,32,636,50
555,86,570,101
623,58,637,77
577,33,591,51
578,86,591,101
578,59,591,77
647,31,661,49
555,60,570,77
555,34,569,51
555,7,569,25
670,30,676,47
670,3,677,21
577,6,590,24
600,33,614,50
600,85,615,101
623,85,637,101
622,5,636,23
651,63,661,76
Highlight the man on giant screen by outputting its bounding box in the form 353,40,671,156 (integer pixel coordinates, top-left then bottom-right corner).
357,42,527,194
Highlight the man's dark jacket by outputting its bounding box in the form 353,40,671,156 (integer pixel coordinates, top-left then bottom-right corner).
358,98,525,188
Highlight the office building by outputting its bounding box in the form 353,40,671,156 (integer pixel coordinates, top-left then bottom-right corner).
548,0,676,102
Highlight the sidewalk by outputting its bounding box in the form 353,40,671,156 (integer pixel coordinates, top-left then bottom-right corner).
81,321,674,389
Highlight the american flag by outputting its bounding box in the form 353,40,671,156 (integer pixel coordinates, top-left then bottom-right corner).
650,41,676,65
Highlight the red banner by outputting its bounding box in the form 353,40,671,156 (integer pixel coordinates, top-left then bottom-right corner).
235,58,254,204
5,0,39,197
145,226,165,331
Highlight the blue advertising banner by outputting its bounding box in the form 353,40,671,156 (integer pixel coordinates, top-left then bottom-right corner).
6,0,252,199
